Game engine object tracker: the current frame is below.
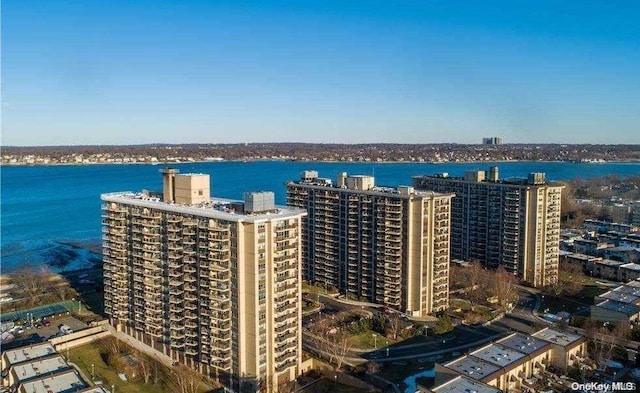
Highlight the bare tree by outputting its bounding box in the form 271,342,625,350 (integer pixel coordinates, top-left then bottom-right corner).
137,352,153,384
386,313,400,340
307,326,353,371
584,322,618,365
10,264,49,307
171,364,202,393
491,267,519,309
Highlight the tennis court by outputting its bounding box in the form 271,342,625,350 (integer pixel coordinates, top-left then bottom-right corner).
0,303,70,323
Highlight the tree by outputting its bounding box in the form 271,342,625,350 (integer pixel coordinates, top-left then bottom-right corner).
307,325,353,371
9,264,49,307
171,364,202,393
490,267,519,309
137,352,153,384
386,313,400,340
433,314,454,335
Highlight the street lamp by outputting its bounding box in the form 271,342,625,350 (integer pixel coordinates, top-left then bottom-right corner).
91,363,94,378
386,341,389,357
372,333,377,348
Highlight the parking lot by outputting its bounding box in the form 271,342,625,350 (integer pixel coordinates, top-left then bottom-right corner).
7,316,88,343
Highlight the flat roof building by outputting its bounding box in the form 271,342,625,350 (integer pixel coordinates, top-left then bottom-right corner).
496,333,551,357
16,369,85,393
434,328,585,391
591,299,640,324
102,170,306,392
7,355,71,388
532,327,587,371
413,167,562,287
286,171,454,316
443,356,502,383
419,375,501,393
1,343,57,372
469,343,527,368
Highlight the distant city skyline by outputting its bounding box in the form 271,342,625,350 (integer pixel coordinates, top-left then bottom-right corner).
3,1,639,146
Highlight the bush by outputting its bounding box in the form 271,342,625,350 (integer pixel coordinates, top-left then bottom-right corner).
434,315,454,335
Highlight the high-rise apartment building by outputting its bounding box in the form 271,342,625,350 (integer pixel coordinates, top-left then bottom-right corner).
412,167,562,287
482,137,503,145
286,171,454,316
101,169,306,392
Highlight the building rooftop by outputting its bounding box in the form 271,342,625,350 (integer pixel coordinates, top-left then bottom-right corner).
412,170,563,187
431,375,501,393
102,192,306,223
595,299,640,316
600,289,640,304
11,355,70,383
444,355,501,381
621,263,640,272
612,284,640,297
532,328,584,348
17,369,85,393
596,259,627,267
288,176,452,199
469,343,527,368
2,343,57,366
625,279,640,288
496,333,551,355
563,252,601,261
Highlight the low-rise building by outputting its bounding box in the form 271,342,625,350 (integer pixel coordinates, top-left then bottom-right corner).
16,369,86,393
1,342,57,373
591,299,640,324
583,220,637,235
603,246,640,264
574,238,614,257
531,328,587,371
619,263,640,282
620,234,640,249
589,259,627,280
441,356,503,387
496,333,552,374
560,252,601,272
418,374,501,393
6,355,71,388
597,287,640,305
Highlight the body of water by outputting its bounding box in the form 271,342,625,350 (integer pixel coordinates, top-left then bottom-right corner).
2,160,639,272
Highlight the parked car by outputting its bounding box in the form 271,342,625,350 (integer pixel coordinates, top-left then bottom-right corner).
42,319,51,327
59,324,73,335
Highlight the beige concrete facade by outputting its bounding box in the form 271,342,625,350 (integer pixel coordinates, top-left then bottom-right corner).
101,170,306,392
286,171,453,316
413,168,563,287
439,330,585,392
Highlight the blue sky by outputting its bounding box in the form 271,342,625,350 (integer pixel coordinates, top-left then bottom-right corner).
2,0,639,145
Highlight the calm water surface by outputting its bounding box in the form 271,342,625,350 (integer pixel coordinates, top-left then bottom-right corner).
2,161,639,272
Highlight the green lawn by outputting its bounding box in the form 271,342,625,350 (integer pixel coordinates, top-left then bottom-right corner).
68,342,210,393
350,331,399,349
69,342,162,393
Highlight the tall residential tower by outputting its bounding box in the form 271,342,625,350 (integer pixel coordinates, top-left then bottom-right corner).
286,171,454,316
412,168,562,287
102,170,306,392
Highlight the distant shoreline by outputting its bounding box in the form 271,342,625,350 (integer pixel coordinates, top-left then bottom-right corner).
2,158,640,168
